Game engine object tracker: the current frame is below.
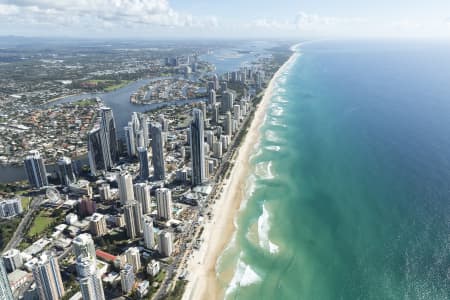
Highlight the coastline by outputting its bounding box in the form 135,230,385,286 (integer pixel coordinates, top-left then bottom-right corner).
182,45,299,300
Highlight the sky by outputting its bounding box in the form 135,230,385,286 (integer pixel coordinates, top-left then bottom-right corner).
0,0,449,39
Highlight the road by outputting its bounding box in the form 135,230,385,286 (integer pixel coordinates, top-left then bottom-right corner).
151,103,256,299
3,196,44,251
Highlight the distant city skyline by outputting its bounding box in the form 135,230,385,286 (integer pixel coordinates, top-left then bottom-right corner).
0,0,449,39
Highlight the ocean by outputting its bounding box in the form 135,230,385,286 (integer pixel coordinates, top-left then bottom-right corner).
216,40,450,299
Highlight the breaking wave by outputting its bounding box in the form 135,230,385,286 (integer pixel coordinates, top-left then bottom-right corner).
258,204,279,254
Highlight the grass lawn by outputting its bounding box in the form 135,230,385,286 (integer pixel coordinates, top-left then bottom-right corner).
27,210,55,237
21,197,31,210
104,80,131,91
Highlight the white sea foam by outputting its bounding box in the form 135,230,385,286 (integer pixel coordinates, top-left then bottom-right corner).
254,161,274,180
273,95,288,103
270,119,287,128
258,204,279,254
225,255,262,296
265,130,282,143
265,145,281,152
271,106,284,117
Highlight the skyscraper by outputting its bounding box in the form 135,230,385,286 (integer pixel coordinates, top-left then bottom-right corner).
208,89,216,106
156,188,172,221
190,109,206,186
142,216,155,250
100,107,119,164
32,253,65,300
123,201,143,239
137,147,150,180
151,122,165,181
0,258,13,300
124,124,136,158
158,231,173,257
120,264,135,294
224,111,232,137
133,183,152,215
2,249,23,272
89,213,108,237
57,156,76,186
125,247,141,273
76,255,106,300
87,127,104,176
24,150,48,188
117,172,134,205
73,233,96,260
221,91,234,113
139,114,150,148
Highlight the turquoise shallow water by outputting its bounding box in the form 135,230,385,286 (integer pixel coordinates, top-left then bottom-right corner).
217,41,450,300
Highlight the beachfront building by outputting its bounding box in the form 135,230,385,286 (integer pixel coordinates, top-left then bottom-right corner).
190,109,206,186
24,150,48,188
124,123,137,158
224,111,232,137
158,231,173,257
156,188,172,221
100,106,119,164
151,122,166,180
0,258,13,300
32,253,65,300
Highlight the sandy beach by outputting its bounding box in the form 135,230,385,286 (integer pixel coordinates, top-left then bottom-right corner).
182,47,298,300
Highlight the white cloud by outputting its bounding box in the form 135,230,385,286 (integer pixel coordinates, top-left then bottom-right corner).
0,0,217,29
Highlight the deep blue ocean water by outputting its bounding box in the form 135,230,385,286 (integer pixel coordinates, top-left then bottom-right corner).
217,40,450,300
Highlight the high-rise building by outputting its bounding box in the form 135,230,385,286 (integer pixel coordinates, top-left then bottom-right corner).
57,156,76,186
142,216,155,250
158,114,169,132
233,104,241,120
32,253,65,300
0,258,13,300
221,91,234,113
0,198,23,218
99,183,111,202
2,249,23,273
87,127,104,176
100,107,119,164
224,111,232,137
120,264,135,294
117,173,134,205
213,141,223,158
212,103,219,124
137,147,150,180
76,255,105,300
123,201,143,239
73,233,96,260
156,188,172,221
151,123,165,181
124,124,136,158
133,183,152,215
190,109,206,186
89,213,107,237
80,197,96,217
213,73,219,91
139,114,150,148
125,247,141,273
208,89,216,106
24,150,48,188
205,130,215,149
136,129,145,149
158,231,173,257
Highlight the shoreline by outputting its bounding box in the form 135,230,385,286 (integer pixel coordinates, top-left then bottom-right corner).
182,45,300,300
